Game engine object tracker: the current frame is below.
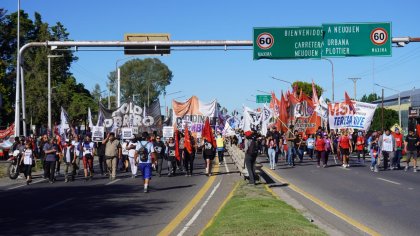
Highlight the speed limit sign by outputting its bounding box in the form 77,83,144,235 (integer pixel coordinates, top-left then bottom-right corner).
257,33,274,50
370,28,388,45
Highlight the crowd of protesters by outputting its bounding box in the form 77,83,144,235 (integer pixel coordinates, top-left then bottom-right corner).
9,127,219,193
230,125,420,173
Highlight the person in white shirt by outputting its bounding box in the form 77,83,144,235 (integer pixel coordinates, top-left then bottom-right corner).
121,139,130,173
20,141,35,185
82,136,95,181
127,136,138,178
379,129,396,171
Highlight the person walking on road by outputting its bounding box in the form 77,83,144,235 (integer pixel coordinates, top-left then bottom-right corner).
135,132,155,193
121,139,130,173
82,136,95,181
127,137,138,178
392,128,404,170
96,141,107,176
103,132,122,180
166,137,177,177
245,132,259,185
183,131,196,176
324,134,333,166
295,133,305,163
368,132,380,172
355,131,366,166
43,138,58,183
202,137,216,176
404,130,419,172
62,139,76,182
315,133,326,168
339,130,352,168
153,135,166,177
286,125,296,167
72,135,83,176
267,136,277,170
21,141,35,185
306,134,315,161
378,129,395,171
216,132,225,165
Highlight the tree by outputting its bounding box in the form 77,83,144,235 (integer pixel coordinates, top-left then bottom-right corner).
360,93,381,103
370,107,398,131
0,10,92,129
108,58,173,107
291,81,323,98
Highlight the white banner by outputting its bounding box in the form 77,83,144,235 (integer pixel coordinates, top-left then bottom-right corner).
243,106,262,132
261,105,273,136
162,126,174,138
328,101,377,130
121,127,133,140
92,126,105,142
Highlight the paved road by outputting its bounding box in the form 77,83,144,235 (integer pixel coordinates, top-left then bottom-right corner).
261,154,420,236
0,154,238,236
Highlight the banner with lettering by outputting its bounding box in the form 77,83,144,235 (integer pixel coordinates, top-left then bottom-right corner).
172,96,218,135
328,101,377,130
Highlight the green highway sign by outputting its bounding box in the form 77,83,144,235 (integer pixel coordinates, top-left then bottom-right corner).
322,22,391,57
253,22,392,60
253,26,323,60
256,95,272,103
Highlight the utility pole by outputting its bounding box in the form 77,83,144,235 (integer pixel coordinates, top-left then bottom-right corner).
381,89,384,131
348,78,361,100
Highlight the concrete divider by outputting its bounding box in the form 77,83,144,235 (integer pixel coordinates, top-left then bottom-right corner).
226,143,263,181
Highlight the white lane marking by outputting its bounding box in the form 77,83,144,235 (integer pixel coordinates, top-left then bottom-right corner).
224,159,230,175
7,178,47,190
408,187,414,190
177,181,222,236
42,198,73,211
105,179,121,185
377,178,401,185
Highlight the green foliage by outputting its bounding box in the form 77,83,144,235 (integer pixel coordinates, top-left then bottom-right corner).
0,10,91,128
370,107,398,131
108,58,173,107
292,81,323,98
360,93,381,103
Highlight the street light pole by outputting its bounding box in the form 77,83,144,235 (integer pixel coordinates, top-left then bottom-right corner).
323,58,335,102
271,76,292,85
14,0,21,136
348,78,361,100
47,55,64,135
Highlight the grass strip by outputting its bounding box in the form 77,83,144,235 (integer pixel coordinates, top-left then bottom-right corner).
202,181,326,236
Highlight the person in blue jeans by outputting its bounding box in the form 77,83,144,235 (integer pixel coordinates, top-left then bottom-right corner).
267,136,277,170
286,127,296,167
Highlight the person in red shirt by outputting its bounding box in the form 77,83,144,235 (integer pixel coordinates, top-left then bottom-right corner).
392,128,403,170
355,131,365,166
339,130,353,168
315,133,326,168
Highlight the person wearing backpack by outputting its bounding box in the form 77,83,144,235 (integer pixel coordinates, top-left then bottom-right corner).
245,132,259,185
135,132,155,193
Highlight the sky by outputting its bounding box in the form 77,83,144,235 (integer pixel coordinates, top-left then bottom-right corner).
3,0,420,114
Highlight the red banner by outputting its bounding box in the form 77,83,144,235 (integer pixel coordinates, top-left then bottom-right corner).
0,124,15,139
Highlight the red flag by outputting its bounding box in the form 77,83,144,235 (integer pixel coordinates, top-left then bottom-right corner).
279,91,289,133
202,118,215,147
175,130,180,161
184,126,192,154
344,91,356,114
312,80,319,106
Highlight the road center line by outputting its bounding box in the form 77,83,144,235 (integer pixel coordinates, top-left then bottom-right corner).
42,198,73,211
7,178,47,190
105,179,121,185
157,164,219,236
377,178,401,185
177,181,222,236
